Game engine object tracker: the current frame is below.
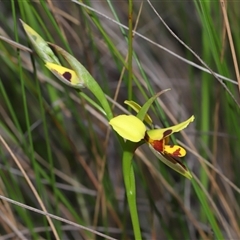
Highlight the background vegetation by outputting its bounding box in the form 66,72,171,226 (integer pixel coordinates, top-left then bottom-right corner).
0,0,239,239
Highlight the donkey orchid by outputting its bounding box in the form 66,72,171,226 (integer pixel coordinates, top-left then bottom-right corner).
109,101,194,179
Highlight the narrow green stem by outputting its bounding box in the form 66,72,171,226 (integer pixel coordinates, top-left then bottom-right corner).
122,143,142,240
128,0,133,101
82,70,142,239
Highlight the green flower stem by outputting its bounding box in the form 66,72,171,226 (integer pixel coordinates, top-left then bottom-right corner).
79,59,143,238
128,0,133,101
122,142,142,240
82,78,142,239
79,71,142,239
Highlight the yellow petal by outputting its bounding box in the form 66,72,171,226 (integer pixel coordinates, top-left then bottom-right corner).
45,62,85,89
164,145,186,157
124,100,152,125
109,115,146,142
149,144,192,179
147,115,195,140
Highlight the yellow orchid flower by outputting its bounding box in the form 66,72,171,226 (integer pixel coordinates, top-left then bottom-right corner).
109,102,194,179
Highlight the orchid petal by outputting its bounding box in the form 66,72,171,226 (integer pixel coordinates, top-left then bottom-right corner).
124,100,152,125
149,144,192,179
109,115,146,142
164,145,186,157
147,115,194,140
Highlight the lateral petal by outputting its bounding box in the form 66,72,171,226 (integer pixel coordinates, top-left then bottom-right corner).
147,115,195,140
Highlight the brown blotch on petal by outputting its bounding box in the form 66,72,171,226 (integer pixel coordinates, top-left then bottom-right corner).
168,146,182,157
163,153,187,170
162,153,176,164
163,129,172,138
172,148,181,157
152,140,164,152
63,71,72,82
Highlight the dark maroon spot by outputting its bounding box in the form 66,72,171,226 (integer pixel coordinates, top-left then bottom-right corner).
152,140,164,152
172,148,181,157
63,71,72,82
163,129,172,138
